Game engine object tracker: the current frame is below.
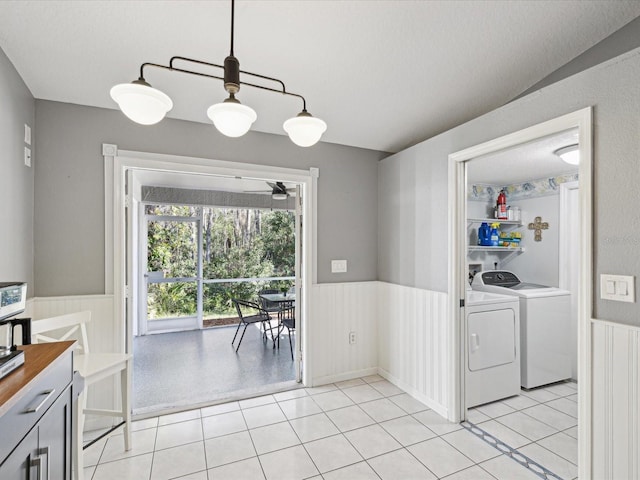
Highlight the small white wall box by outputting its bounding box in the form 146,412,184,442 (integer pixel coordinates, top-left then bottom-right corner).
331,260,347,273
600,274,635,303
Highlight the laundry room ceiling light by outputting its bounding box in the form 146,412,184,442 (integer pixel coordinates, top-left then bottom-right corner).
110,0,326,146
554,144,580,165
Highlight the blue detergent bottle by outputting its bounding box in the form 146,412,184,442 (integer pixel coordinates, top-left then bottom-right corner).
478,222,490,246
490,223,500,246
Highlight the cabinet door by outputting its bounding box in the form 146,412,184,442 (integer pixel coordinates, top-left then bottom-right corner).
0,426,38,480
38,385,72,480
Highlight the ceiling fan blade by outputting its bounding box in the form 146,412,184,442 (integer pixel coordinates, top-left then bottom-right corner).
264,181,289,196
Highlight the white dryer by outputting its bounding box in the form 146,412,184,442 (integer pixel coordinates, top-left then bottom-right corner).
466,289,520,408
472,270,571,388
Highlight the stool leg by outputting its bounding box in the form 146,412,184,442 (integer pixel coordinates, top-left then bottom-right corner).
122,360,132,451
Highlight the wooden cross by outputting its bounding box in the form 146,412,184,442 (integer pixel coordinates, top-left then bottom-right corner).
528,216,549,242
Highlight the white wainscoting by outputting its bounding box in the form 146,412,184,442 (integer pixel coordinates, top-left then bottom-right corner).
592,319,640,480
377,282,449,417
28,294,119,431
27,284,448,432
308,282,379,385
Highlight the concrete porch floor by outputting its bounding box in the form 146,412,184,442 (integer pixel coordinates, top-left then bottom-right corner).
132,323,296,416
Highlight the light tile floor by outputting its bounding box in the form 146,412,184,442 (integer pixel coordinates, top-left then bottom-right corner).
84,377,578,480
469,381,579,480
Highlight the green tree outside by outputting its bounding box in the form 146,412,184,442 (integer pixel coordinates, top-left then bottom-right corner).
146,204,295,323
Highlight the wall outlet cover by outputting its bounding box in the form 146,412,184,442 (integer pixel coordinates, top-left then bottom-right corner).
331,259,347,273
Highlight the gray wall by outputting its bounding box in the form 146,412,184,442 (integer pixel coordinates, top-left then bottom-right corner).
378,47,640,326
0,48,35,293
34,101,385,297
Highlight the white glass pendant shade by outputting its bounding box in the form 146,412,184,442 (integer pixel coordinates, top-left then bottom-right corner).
207,99,257,138
110,82,173,125
555,144,580,165
283,112,327,147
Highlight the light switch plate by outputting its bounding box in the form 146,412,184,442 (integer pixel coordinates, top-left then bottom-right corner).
600,274,635,303
331,259,347,273
24,124,31,145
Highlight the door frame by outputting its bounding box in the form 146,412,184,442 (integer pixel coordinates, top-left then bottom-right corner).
559,181,580,380
447,107,593,477
104,145,318,387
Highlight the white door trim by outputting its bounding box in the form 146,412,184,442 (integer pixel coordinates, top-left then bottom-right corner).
559,181,579,290
559,181,580,381
104,147,317,386
447,107,593,478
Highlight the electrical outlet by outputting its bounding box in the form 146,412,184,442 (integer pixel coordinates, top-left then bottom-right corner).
24,147,31,167
349,331,356,344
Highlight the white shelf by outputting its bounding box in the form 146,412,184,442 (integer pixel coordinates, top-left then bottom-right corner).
467,218,522,226
468,246,523,252
468,245,524,266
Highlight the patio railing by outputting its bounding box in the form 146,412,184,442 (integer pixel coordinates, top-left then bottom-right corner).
146,275,295,328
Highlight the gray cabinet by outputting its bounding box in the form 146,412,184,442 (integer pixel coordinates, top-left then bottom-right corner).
0,343,75,480
1,386,72,479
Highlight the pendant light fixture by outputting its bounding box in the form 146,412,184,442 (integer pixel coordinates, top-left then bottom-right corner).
110,0,326,146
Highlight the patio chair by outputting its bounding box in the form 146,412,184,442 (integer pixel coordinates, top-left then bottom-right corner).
231,299,273,352
277,304,296,360
30,311,131,480
257,288,285,340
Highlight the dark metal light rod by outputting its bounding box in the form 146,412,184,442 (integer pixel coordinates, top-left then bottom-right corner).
139,57,308,111
170,56,287,96
140,62,224,83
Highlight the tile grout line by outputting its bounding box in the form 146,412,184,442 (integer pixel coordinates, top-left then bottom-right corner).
197,411,210,479
238,401,270,480
463,421,565,480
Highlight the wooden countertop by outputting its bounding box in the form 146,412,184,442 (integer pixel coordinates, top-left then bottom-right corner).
0,341,75,417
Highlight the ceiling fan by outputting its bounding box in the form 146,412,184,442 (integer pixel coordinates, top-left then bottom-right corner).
245,181,295,200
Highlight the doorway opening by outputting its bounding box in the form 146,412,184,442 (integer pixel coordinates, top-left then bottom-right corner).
448,108,593,478
107,148,316,418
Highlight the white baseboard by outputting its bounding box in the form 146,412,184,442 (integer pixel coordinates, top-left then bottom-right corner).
378,367,448,418
311,367,379,387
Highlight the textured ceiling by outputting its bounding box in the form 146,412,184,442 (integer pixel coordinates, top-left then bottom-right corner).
467,129,579,186
0,1,639,153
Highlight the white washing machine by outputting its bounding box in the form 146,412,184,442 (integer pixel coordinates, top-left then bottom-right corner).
466,289,520,407
472,270,572,388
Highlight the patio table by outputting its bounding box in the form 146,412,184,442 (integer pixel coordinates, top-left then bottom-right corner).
259,292,296,304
